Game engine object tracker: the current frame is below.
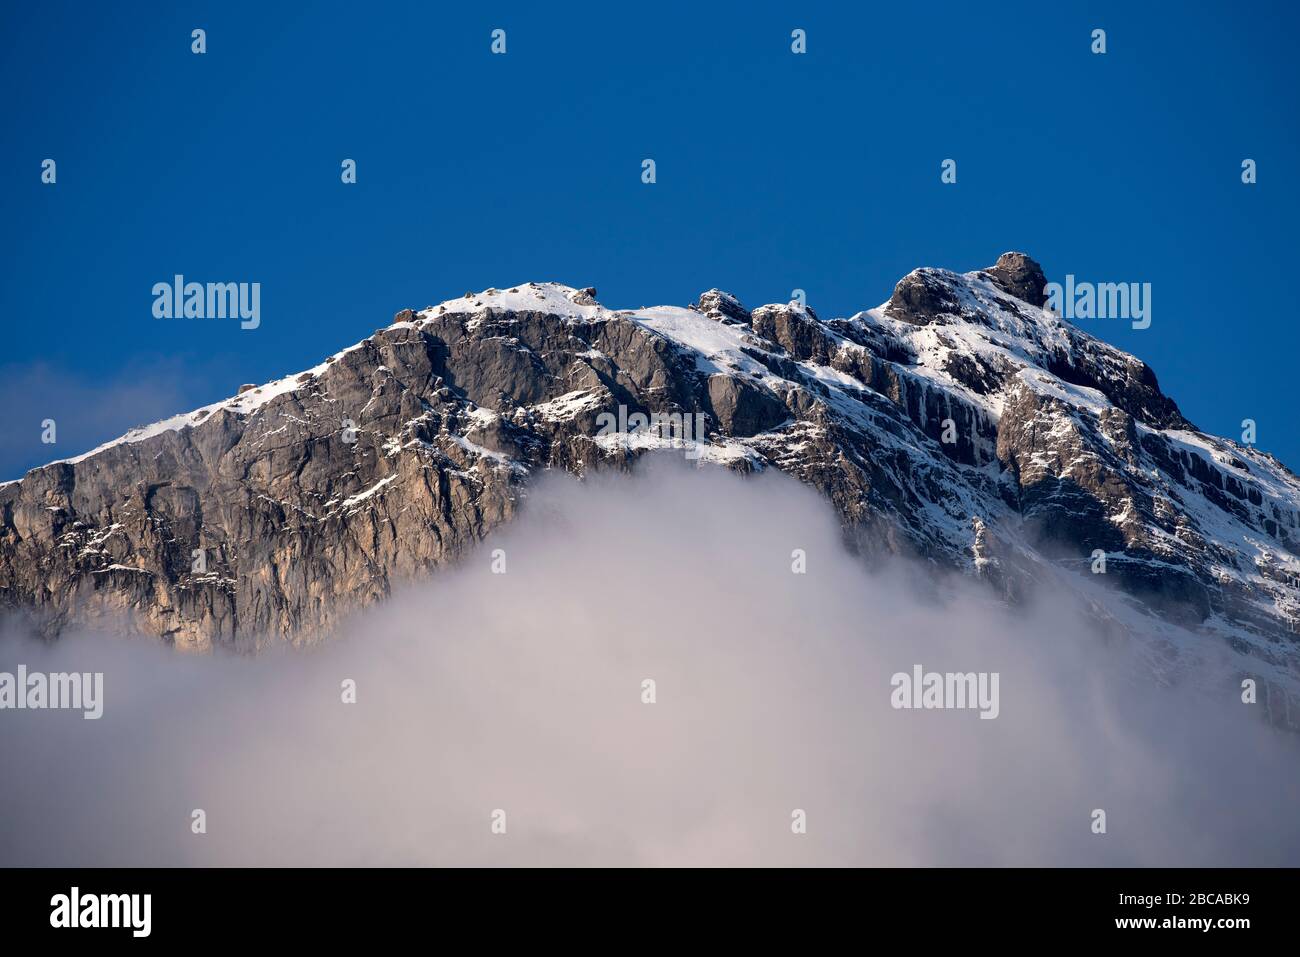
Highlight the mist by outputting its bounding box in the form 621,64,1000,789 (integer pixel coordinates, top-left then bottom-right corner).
2,457,1298,866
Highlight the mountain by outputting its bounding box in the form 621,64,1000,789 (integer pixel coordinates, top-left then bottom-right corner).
2,254,1298,721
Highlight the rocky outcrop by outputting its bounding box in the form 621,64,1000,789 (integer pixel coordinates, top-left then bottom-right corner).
982,251,1049,307
751,302,834,364
885,270,962,325
695,289,750,325
2,259,1298,724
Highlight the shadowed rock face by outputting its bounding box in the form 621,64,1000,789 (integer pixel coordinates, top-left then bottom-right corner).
983,251,1050,308
2,257,1298,720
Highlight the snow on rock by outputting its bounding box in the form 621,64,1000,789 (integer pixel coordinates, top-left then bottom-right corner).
3,253,1298,725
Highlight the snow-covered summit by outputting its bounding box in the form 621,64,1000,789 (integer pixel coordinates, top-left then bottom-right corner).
2,254,1297,726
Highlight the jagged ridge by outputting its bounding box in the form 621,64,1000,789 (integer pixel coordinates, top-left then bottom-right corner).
2,254,1297,721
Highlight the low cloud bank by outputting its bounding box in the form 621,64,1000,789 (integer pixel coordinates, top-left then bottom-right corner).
2,458,1297,865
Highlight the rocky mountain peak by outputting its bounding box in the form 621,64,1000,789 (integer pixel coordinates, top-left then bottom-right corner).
983,251,1049,307
695,289,751,325
2,255,1297,725
885,268,961,325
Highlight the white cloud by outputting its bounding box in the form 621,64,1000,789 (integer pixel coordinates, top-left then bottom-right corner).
1,457,1297,865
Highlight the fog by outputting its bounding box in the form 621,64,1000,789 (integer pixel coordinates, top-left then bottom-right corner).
2,458,1298,866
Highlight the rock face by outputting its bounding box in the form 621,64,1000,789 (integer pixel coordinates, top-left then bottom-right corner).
983,251,1050,308
2,258,1298,720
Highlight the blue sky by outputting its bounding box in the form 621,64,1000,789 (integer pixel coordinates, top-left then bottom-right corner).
2,1,1296,478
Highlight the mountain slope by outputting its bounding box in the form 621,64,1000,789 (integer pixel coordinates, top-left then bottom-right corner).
2,254,1298,717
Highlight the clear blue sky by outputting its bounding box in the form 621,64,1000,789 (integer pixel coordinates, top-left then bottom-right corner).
2,1,1296,479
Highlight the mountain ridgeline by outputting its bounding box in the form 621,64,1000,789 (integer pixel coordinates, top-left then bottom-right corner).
2,254,1298,722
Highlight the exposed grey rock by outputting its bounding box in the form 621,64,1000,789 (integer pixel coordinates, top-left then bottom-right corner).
2,260,1297,726
983,251,1049,307
696,289,750,325
751,303,833,364
705,374,788,437
885,269,961,325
